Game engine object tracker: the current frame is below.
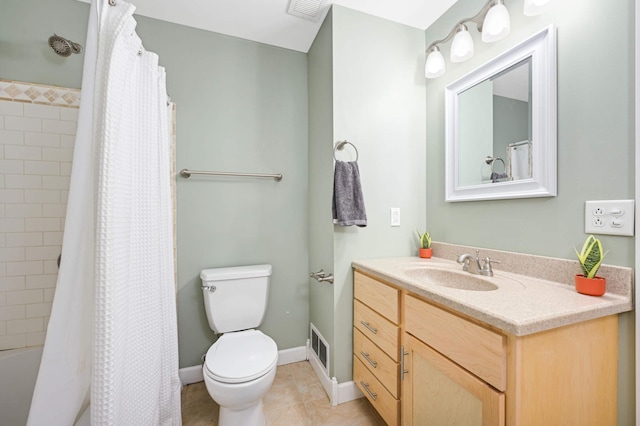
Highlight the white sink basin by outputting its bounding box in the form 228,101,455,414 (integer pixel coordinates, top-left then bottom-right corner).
403,267,499,291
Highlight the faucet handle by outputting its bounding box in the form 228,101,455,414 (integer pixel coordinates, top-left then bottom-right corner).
481,257,500,274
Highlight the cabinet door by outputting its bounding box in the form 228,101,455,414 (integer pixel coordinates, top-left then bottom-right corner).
402,334,504,426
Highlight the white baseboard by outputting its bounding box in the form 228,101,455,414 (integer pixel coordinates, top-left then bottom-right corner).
179,364,204,385
308,348,363,406
277,343,308,366
337,380,364,404
180,344,309,386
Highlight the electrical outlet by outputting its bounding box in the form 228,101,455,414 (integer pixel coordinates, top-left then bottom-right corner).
390,208,400,227
585,200,635,236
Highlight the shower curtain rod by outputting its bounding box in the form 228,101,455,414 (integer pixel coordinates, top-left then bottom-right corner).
179,169,283,182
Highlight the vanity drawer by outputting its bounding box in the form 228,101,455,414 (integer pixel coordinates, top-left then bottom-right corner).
354,356,399,426
354,299,399,361
354,271,399,324
353,327,399,398
405,294,507,391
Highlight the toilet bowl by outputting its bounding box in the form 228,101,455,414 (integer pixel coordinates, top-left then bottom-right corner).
200,264,277,425
202,329,278,426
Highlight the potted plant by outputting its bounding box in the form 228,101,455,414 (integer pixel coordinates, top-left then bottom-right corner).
416,230,432,259
574,235,607,296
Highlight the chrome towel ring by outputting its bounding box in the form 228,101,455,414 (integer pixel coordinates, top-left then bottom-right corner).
333,140,359,162
484,155,506,174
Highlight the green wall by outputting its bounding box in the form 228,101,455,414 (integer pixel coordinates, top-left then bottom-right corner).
330,6,427,382
425,0,635,423
136,16,310,369
2,0,310,369
0,0,88,88
308,12,336,369
308,7,428,383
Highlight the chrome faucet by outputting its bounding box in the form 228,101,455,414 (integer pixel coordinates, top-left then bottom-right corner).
456,250,500,277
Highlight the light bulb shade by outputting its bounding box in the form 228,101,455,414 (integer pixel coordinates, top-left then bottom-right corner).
425,47,445,79
482,2,511,42
524,0,551,16
450,27,474,63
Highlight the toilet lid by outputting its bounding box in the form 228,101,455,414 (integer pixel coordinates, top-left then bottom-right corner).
204,330,278,384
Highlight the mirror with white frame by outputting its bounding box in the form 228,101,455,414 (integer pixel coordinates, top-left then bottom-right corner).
445,25,557,202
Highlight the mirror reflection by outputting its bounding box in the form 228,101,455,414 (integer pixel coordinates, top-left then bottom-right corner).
458,58,532,187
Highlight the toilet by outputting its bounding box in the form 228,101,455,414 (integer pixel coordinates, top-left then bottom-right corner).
200,264,278,426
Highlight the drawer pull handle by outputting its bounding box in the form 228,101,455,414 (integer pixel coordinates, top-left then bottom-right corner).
359,380,377,401
360,320,378,334
360,351,377,368
400,345,409,381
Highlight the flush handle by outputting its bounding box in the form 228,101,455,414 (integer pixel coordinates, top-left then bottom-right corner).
201,285,216,292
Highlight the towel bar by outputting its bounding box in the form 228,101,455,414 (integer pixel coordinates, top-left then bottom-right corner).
180,169,282,182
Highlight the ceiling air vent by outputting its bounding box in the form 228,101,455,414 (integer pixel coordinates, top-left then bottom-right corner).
286,0,329,22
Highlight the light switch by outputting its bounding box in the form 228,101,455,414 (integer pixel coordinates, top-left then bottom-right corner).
390,208,400,227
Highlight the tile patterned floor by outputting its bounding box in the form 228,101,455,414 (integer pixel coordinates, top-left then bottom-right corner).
181,361,386,425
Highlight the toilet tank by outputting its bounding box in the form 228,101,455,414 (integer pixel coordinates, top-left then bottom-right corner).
201,264,272,334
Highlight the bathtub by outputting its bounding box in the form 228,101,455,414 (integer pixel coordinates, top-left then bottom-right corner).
0,346,42,426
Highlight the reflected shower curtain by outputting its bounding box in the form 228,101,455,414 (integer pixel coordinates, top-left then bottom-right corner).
28,0,182,424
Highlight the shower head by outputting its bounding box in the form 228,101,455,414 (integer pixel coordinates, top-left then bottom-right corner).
48,34,83,57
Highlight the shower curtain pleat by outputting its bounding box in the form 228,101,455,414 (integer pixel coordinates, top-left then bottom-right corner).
28,1,181,424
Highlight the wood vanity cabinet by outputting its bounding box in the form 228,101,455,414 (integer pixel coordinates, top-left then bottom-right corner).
353,270,619,426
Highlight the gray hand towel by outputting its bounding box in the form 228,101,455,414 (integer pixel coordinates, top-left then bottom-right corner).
332,160,367,227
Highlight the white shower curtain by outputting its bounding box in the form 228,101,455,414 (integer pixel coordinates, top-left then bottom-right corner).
28,1,182,424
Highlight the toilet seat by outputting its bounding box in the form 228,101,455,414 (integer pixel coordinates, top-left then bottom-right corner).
204,329,278,384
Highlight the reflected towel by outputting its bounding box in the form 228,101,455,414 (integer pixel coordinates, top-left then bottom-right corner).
490,172,508,183
332,160,367,227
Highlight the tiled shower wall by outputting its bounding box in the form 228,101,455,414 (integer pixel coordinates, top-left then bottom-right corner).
0,80,80,350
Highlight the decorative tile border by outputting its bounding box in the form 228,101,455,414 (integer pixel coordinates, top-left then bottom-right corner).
0,79,81,108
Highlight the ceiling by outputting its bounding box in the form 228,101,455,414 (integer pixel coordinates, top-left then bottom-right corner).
80,0,457,52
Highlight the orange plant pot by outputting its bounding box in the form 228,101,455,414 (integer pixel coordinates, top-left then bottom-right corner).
575,274,606,296
419,248,432,259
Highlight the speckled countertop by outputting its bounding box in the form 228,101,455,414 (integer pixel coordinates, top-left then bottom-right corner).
352,243,633,336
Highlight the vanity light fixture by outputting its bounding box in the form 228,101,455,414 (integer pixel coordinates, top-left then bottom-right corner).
425,45,446,78
481,0,511,42
450,24,474,63
425,0,552,79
